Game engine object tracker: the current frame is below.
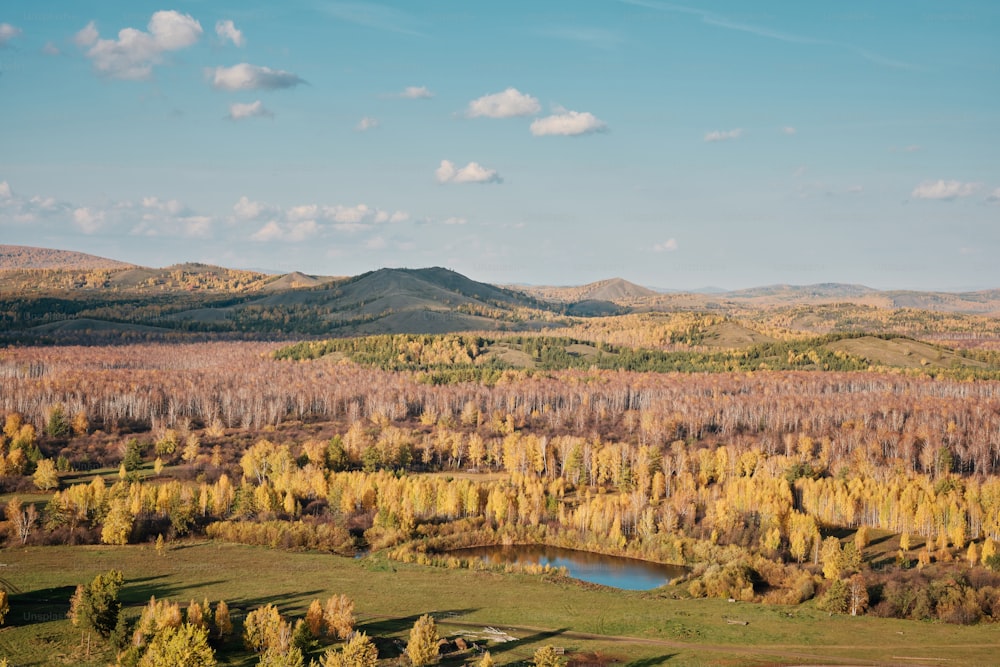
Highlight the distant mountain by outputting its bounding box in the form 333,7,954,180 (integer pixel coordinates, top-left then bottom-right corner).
515,277,657,303
167,267,556,335
722,283,879,300
0,244,133,271
716,283,1000,315
259,271,339,292
3,245,1000,341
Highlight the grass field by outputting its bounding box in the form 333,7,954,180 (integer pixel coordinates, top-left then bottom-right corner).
1,541,998,666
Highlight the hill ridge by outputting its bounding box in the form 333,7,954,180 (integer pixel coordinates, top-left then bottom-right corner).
0,244,134,271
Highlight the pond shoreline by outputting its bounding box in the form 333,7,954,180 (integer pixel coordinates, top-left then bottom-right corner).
447,543,688,590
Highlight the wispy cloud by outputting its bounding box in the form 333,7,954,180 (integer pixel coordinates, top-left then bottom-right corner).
530,110,607,136
621,0,917,69
537,26,621,50
356,116,379,131
215,20,245,47
782,126,797,135
227,100,273,120
319,2,424,37
911,180,980,200
0,23,22,47
398,85,433,99
653,238,678,252
984,187,1000,203
75,11,203,80
436,160,502,184
209,63,305,91
704,128,743,142
465,88,540,119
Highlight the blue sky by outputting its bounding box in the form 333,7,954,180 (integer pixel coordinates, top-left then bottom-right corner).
1,1,998,289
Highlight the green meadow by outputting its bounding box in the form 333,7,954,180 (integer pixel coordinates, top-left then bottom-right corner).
2,541,997,666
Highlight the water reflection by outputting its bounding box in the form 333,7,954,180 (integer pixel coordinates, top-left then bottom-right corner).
451,544,685,590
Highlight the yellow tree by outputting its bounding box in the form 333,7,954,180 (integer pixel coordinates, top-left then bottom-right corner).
405,614,439,667
214,600,232,641
6,496,37,545
138,623,216,667
320,631,378,667
323,594,355,639
533,646,566,667
101,496,134,545
243,604,288,654
305,599,325,636
32,458,59,491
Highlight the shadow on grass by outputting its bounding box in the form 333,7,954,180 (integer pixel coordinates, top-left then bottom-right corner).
623,655,677,666
225,589,327,618
6,584,78,628
123,574,232,606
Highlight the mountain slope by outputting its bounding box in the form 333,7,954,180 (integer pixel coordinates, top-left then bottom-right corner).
514,277,658,303
170,266,557,335
0,245,133,271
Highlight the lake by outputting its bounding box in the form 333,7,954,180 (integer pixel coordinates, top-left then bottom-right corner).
451,544,686,590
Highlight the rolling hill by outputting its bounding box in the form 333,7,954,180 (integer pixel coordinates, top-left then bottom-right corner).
169,267,558,335
516,277,658,303
2,245,999,344
0,244,133,271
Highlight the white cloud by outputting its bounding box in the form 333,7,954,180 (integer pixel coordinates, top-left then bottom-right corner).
42,42,60,56
653,238,679,253
72,207,106,234
74,21,99,47
78,11,203,80
233,196,274,220
782,126,797,135
704,128,743,142
466,88,540,118
435,160,502,185
288,204,320,222
228,100,274,120
985,187,1000,203
141,196,186,215
210,63,304,91
0,23,22,47
133,214,212,239
530,110,607,136
244,198,410,241
356,116,379,131
250,221,283,242
1,183,214,239
399,86,433,99
911,180,980,200
0,181,11,199
215,20,245,47
443,217,467,225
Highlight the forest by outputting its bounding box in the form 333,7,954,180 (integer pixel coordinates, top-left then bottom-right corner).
2,254,1000,664
2,326,1000,664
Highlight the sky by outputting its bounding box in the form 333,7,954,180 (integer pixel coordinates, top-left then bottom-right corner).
1,1,998,290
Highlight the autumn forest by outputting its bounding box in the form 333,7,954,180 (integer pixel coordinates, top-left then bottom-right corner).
2,249,1000,666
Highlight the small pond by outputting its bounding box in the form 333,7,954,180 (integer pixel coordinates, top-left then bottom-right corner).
450,544,686,590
